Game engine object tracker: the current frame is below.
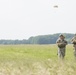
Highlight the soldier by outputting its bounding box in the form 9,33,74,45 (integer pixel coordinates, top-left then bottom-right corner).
71,34,76,58
56,34,67,59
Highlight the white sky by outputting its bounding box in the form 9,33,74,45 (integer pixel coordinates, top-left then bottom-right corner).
0,0,76,39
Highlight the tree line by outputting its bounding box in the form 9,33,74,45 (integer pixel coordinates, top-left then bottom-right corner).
0,33,74,45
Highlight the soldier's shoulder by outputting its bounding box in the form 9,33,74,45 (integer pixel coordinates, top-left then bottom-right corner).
72,36,76,39
56,38,61,42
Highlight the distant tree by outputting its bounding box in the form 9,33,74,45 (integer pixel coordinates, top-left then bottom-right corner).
0,33,74,44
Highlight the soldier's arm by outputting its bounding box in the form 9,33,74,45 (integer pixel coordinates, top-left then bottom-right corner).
56,39,61,45
71,37,74,44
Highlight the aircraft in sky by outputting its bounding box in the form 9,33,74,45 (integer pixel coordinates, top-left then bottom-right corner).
53,5,58,8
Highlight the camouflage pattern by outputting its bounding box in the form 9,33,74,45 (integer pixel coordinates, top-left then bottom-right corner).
73,45,76,57
71,36,76,58
58,47,65,59
56,38,67,59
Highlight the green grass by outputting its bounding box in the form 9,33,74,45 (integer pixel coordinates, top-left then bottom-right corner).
0,44,76,75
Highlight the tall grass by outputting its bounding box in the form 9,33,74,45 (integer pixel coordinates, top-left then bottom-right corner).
0,44,75,75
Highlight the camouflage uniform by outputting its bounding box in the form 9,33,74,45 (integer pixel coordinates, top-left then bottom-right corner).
56,38,67,59
71,36,76,57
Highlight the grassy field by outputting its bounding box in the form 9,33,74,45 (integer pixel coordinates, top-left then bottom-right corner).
0,44,76,75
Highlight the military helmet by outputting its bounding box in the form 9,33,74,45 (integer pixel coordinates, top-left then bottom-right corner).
59,34,64,37
59,34,65,38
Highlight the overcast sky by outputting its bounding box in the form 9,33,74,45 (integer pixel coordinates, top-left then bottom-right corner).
0,0,76,39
